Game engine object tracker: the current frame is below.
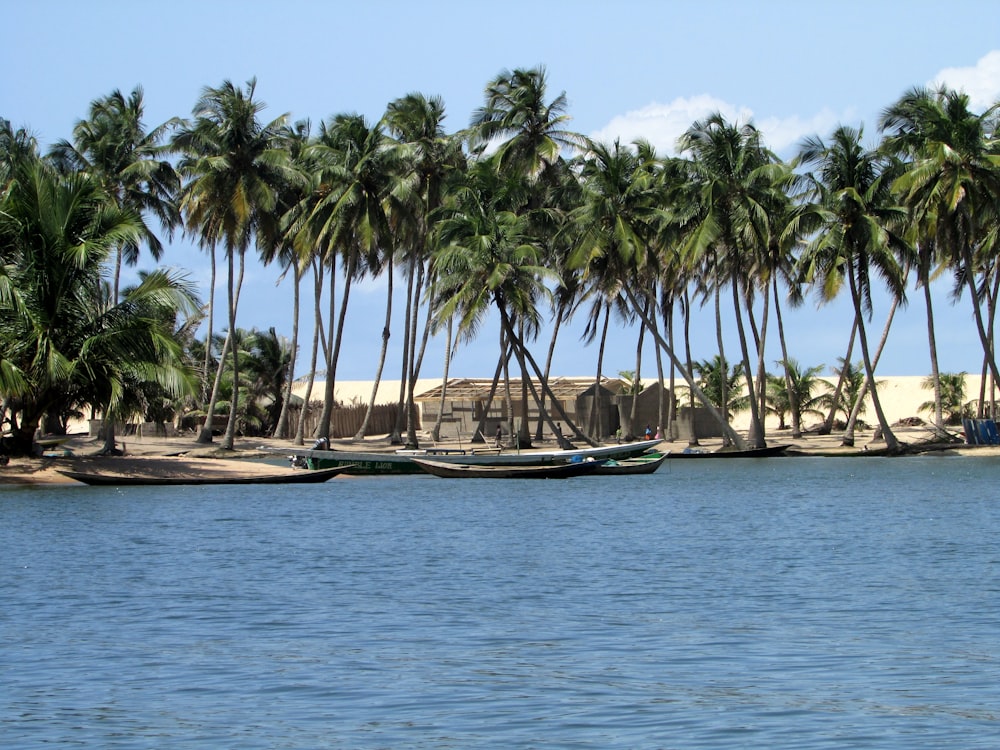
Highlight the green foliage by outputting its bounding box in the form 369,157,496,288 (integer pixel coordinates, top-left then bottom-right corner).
919,372,971,424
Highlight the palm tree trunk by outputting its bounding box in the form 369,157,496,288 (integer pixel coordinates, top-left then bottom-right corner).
405,261,430,447
682,289,699,445
845,266,899,451
534,298,566,441
392,254,417,443
589,305,610,440
772,275,801,438
731,272,766,448
494,305,593,446
628,299,646,438
294,257,324,446
221,252,247,450
316,260,338,440
962,245,1000,391
431,316,453,442
820,318,857,435
273,258,302,439
625,285,747,448
354,264,394,440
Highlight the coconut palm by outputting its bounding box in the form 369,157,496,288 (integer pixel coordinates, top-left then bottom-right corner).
291,113,398,441
0,153,197,455
469,66,586,183
434,160,585,442
381,93,464,445
793,125,914,452
173,78,290,448
764,359,829,430
677,113,786,449
880,86,1000,412
918,372,970,425
49,86,180,302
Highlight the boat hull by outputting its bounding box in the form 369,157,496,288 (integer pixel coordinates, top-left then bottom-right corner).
301,439,663,475
665,445,789,459
412,457,605,479
593,453,667,475
57,465,352,486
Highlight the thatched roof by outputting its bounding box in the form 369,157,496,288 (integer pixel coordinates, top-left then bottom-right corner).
415,377,623,402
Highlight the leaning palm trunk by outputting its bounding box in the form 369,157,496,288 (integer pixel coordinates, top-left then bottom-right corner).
625,285,747,449
494,303,593,446
683,288,700,445
221,252,247,450
405,263,432,448
731,273,766,448
534,298,566,441
714,281,730,444
354,265,394,441
589,306,610,439
317,254,356,440
294,258,325,446
628,304,646,438
431,316,454,441
820,319,857,435
273,259,302,439
772,277,801,438
392,254,418,443
843,268,899,451
316,261,339,440
961,244,1000,393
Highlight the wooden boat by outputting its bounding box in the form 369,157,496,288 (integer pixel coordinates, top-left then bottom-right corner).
412,457,606,479
291,439,664,475
57,465,353,486
665,444,789,459
594,452,667,475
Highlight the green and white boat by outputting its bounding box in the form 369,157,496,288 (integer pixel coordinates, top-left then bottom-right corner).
293,439,664,476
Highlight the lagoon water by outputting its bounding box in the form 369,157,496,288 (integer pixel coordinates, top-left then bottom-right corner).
2,456,998,748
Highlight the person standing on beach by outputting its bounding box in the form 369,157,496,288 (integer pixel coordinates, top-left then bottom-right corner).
495,424,503,448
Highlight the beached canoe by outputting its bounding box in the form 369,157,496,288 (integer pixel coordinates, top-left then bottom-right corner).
664,444,789,459
57,465,353,486
594,452,667,475
287,438,664,475
412,457,605,479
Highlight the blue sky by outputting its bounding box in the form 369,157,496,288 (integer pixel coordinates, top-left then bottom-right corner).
6,1,1000,380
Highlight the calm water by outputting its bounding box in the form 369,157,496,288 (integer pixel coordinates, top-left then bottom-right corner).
2,456,998,749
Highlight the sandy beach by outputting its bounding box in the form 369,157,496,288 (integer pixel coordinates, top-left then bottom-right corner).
2,374,998,485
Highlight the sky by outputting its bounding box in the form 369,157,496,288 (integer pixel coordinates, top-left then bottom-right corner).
6,0,1000,383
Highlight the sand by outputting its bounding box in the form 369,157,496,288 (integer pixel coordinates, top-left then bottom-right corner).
3,374,998,485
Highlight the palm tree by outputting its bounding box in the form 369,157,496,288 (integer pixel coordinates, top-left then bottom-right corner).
173,78,290,449
381,93,464,446
0,153,197,455
794,125,914,452
919,372,970,425
292,113,398,441
434,161,585,442
764,359,829,430
880,86,1000,412
264,119,311,440
49,86,180,302
469,66,586,183
677,113,786,449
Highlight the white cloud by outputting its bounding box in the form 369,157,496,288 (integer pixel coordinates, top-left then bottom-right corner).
929,50,1000,111
590,95,849,159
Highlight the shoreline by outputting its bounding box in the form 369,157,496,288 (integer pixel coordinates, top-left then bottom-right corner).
3,424,998,486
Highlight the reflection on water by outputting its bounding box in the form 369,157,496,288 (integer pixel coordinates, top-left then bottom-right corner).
2,457,998,748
